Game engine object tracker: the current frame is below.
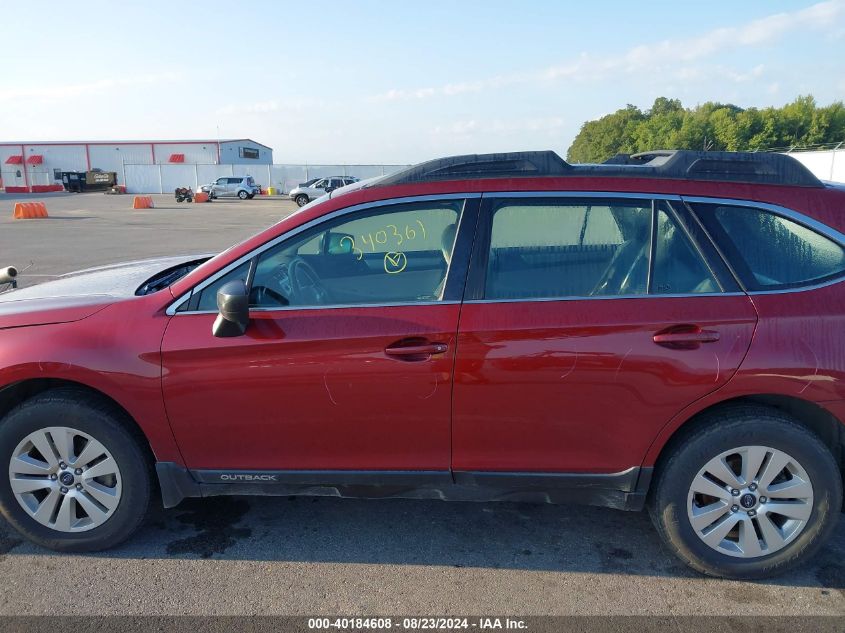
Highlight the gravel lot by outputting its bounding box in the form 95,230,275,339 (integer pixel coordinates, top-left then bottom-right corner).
0,192,843,617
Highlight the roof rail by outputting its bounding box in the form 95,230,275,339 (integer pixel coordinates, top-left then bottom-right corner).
375,149,823,188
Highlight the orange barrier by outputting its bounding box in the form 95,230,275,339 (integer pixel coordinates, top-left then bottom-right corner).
194,192,209,203
13,202,48,219
132,195,155,209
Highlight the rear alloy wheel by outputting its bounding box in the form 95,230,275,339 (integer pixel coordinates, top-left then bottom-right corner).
0,389,151,552
687,446,813,558
238,190,249,200
650,406,841,579
295,194,310,207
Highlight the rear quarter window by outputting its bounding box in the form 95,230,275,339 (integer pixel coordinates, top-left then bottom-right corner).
691,203,845,291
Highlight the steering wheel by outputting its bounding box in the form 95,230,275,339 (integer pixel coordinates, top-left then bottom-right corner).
282,256,330,305
250,285,289,307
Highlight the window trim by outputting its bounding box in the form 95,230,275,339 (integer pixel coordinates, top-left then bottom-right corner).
166,193,481,315
683,196,845,294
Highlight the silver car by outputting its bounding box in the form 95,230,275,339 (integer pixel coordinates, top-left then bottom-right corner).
205,176,261,199
289,176,358,207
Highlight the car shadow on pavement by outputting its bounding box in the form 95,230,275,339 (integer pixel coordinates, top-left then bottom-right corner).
2,494,841,592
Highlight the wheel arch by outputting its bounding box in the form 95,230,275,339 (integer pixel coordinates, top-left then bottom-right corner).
0,378,156,467
647,394,845,481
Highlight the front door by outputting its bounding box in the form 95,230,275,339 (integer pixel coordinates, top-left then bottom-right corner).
452,195,757,474
161,196,477,472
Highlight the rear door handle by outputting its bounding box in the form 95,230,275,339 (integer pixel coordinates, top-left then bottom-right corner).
653,327,720,349
384,341,448,360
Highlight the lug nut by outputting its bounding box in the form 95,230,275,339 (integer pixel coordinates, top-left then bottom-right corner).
50,474,58,481
749,483,757,491
74,468,82,476
59,462,67,470
75,483,82,491
731,489,740,496
760,496,767,504
60,486,68,494
748,509,756,517
731,505,739,512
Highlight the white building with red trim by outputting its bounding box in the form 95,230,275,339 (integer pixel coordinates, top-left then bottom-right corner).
0,139,272,192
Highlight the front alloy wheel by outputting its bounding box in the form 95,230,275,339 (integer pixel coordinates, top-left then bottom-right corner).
9,426,122,532
0,389,151,552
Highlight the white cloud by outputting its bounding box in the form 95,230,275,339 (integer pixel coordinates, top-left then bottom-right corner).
0,72,182,104
434,117,565,137
372,0,845,102
216,97,325,116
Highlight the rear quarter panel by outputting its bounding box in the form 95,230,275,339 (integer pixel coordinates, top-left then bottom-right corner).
644,281,845,465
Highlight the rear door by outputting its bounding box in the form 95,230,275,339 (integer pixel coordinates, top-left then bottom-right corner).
452,194,758,474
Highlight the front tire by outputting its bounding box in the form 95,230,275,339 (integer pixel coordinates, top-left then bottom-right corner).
649,405,841,579
0,389,151,552
295,194,309,207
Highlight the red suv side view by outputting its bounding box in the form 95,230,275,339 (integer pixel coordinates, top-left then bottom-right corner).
1,150,843,579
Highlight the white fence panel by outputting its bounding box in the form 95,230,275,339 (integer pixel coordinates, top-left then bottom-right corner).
783,149,845,184
197,164,233,187
159,165,198,193
271,166,309,194
123,163,409,193
232,164,271,187
124,164,160,194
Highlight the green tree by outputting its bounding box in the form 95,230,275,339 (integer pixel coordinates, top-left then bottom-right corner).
566,95,845,162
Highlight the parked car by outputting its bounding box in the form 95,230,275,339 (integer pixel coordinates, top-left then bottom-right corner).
0,150,843,579
289,176,358,207
200,176,260,199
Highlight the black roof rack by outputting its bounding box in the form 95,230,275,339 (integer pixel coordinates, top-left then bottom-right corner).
374,149,822,188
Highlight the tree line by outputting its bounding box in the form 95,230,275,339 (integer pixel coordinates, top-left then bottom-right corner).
566,96,845,164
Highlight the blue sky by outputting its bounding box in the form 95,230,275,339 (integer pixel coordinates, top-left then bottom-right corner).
1,1,843,163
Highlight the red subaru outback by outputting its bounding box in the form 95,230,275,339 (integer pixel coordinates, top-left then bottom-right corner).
0,150,843,579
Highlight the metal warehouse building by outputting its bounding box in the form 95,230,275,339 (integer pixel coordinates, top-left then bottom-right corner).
0,139,273,192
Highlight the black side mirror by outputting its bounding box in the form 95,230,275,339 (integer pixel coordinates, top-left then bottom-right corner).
212,280,249,337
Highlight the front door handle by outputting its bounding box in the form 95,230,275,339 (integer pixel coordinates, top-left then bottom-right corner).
653,326,720,350
384,340,448,361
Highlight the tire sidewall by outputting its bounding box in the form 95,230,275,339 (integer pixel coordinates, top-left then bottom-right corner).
0,396,150,551
656,415,842,578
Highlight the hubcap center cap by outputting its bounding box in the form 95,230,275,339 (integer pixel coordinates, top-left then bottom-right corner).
59,472,75,486
739,492,757,509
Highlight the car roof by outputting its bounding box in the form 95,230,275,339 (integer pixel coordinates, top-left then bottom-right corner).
373,150,823,189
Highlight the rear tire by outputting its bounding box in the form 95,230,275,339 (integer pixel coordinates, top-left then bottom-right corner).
295,194,309,207
649,405,841,579
0,389,152,552
238,190,249,200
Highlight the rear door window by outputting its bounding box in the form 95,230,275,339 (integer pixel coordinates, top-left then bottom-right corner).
690,203,845,291
481,198,720,300
484,199,651,299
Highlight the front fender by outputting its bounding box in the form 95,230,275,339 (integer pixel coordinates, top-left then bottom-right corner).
0,300,184,464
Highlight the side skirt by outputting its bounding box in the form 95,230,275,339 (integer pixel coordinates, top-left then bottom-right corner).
155,463,653,512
